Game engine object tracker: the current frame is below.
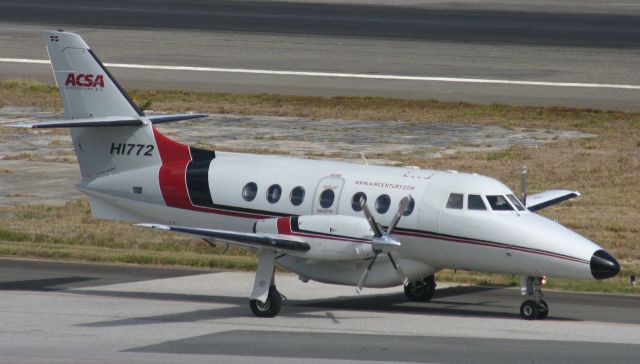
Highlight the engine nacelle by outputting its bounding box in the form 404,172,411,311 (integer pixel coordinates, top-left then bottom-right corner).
254,215,375,261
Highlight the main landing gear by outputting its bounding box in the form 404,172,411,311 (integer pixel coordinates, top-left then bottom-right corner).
404,275,436,302
249,249,284,318
250,285,283,318
520,276,549,320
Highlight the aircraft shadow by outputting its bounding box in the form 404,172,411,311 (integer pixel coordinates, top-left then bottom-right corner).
0,276,96,291
69,285,579,327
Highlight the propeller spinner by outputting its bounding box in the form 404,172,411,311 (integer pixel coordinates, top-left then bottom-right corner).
356,195,413,293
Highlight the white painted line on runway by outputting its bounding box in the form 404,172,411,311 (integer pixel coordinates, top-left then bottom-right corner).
3,57,640,90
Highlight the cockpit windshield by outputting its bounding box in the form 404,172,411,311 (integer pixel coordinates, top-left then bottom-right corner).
506,194,526,211
468,194,487,210
486,195,513,211
446,193,528,213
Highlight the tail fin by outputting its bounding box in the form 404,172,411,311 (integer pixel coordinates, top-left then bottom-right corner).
9,31,209,221
45,31,143,119
26,31,204,180
40,31,157,179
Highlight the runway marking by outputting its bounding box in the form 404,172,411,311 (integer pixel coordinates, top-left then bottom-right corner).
2,57,640,90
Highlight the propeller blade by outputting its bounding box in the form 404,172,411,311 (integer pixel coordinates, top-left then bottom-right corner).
356,253,379,294
360,196,383,238
387,252,409,286
387,195,413,234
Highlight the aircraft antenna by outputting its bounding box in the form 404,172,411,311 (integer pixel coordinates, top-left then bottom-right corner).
359,152,369,165
520,165,528,205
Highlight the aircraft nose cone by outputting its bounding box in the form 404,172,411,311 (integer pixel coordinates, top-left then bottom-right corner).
590,250,620,279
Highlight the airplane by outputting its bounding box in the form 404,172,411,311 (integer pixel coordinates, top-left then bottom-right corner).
10,30,620,320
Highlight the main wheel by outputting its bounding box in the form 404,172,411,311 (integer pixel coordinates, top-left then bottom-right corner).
250,287,282,318
520,300,540,320
404,275,436,302
537,300,549,320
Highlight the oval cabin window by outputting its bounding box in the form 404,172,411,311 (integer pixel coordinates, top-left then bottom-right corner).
267,184,282,204
375,194,391,214
242,182,258,202
290,186,305,206
319,189,335,208
351,192,367,212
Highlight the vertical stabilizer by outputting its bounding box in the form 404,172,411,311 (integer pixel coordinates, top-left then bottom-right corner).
44,31,143,119
42,31,160,179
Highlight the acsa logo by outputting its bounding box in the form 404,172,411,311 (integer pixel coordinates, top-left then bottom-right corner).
64,73,105,88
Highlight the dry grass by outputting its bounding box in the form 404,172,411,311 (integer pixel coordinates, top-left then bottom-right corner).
3,151,77,164
1,80,639,293
0,200,258,270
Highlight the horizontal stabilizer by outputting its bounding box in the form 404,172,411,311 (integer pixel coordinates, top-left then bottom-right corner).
7,113,208,128
8,116,143,128
147,113,208,124
137,223,311,252
526,190,580,211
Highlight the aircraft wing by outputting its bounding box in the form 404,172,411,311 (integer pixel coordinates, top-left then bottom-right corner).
136,223,310,252
526,190,581,211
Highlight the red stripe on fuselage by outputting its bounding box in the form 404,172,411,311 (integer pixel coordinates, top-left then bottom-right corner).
152,127,272,219
153,127,192,209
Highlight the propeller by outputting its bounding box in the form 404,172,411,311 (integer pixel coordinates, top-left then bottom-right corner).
356,195,413,293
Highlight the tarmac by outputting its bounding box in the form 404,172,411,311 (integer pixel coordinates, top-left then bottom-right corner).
1,258,639,364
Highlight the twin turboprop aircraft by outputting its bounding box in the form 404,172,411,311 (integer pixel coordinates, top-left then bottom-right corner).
12,31,620,320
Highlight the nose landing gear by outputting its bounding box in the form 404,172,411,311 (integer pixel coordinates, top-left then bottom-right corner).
520,276,549,320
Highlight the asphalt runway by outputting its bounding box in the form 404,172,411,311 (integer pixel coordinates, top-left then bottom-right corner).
1,258,639,363
1,0,639,110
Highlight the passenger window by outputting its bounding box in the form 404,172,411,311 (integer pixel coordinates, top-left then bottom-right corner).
507,194,526,211
242,182,258,202
446,193,463,209
290,186,305,206
487,195,513,211
403,197,415,216
266,184,282,204
319,189,335,208
468,194,487,210
375,194,391,214
351,192,367,212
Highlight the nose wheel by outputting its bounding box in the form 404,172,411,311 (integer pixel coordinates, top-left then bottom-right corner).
404,275,436,302
520,276,549,320
520,299,548,320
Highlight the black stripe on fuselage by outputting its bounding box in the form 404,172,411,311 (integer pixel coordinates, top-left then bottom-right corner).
393,227,589,264
186,147,216,208
172,182,587,264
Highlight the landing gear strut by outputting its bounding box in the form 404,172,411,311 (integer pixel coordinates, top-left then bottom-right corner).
250,249,284,318
520,276,549,320
404,275,436,302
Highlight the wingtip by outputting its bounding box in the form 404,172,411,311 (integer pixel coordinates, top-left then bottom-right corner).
135,223,170,230
5,123,34,128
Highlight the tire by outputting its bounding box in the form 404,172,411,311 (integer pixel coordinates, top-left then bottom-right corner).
520,300,540,320
537,300,549,320
250,287,282,318
404,275,436,302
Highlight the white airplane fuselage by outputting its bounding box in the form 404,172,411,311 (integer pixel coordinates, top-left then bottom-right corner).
78,144,605,287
